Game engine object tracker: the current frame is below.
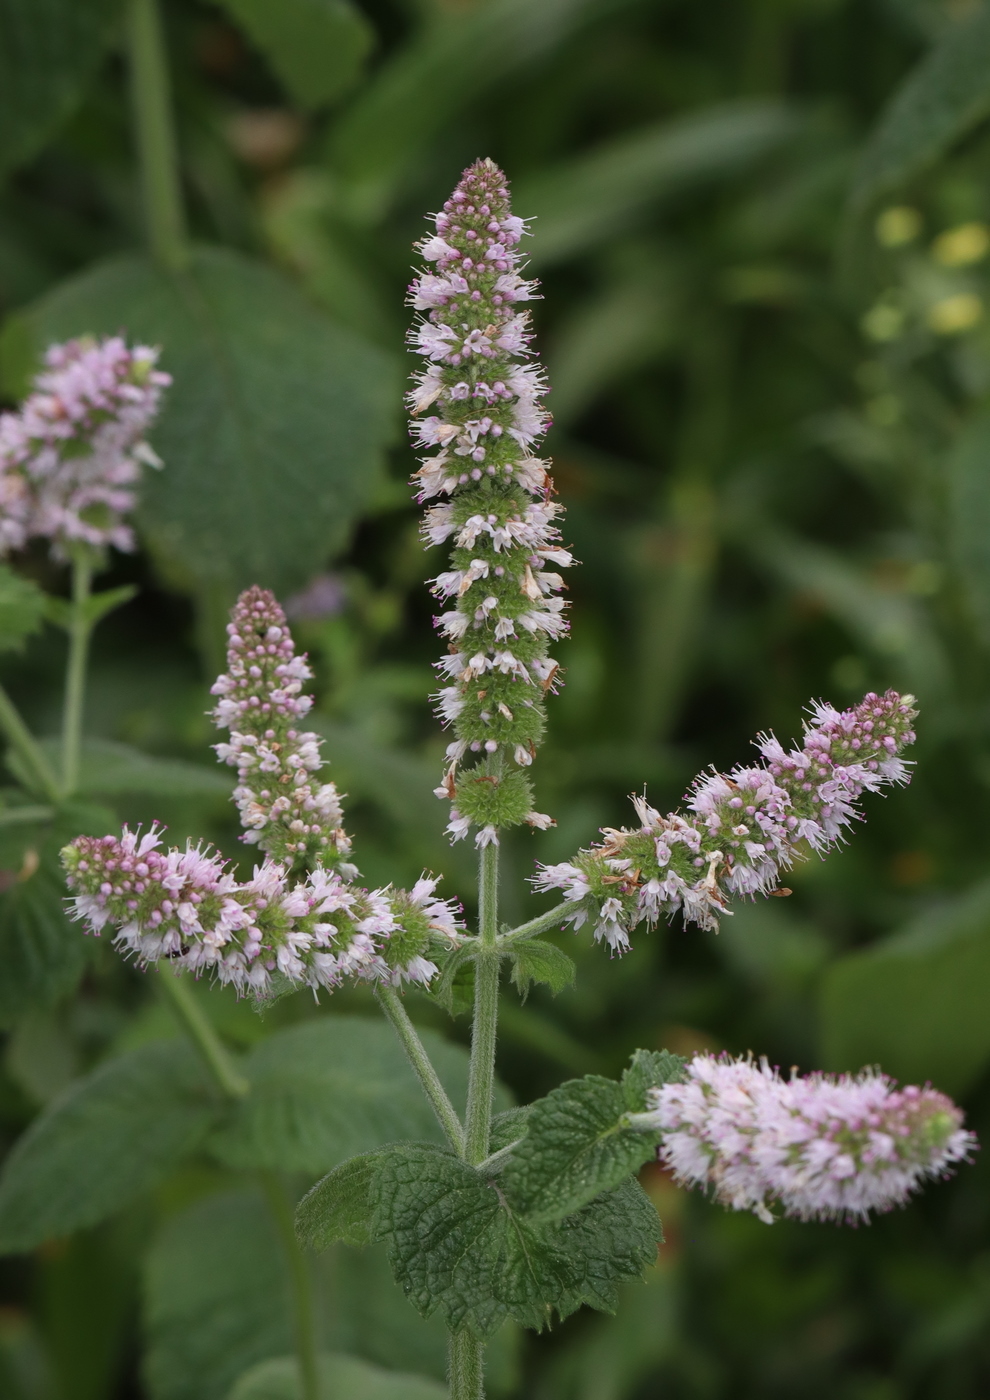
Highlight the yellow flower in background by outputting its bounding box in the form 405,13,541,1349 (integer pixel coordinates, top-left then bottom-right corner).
927,293,983,334
932,222,990,267
875,206,922,247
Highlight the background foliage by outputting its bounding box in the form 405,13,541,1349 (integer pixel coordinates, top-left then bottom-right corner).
2,0,990,1395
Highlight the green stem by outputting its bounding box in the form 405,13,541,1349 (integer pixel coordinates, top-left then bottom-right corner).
156,966,249,1099
497,897,584,948
260,1171,321,1400
376,986,466,1156
0,805,54,826
448,1330,483,1400
465,841,500,1166
61,554,94,798
127,0,189,271
0,683,61,803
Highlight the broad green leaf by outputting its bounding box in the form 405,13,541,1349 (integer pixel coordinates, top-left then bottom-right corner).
217,0,374,109
329,0,640,223
0,1041,221,1252
371,1144,660,1338
848,4,990,216
948,408,990,647
509,939,576,999
33,737,231,799
0,564,45,652
490,1107,530,1153
44,584,138,632
296,1151,383,1250
518,102,804,268
500,1076,657,1224
820,878,990,1097
0,802,115,1025
428,945,475,1018
227,1352,446,1400
621,1049,687,1112
0,0,124,180
208,1015,508,1173
25,247,397,596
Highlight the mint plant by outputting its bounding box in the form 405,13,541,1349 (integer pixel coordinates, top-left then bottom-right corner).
0,161,974,1400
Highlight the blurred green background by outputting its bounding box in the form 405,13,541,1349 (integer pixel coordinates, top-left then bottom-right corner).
3,0,990,1395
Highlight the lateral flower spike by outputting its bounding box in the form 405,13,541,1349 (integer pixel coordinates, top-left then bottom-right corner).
534,690,917,951
211,586,355,874
637,1052,976,1223
407,157,571,848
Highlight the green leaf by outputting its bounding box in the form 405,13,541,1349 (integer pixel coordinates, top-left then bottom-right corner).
509,939,576,1000
820,877,990,1098
517,102,804,268
0,564,45,652
429,945,474,1017
227,1352,447,1400
848,4,990,216
0,1041,221,1252
0,0,124,181
371,1144,660,1338
0,801,115,1025
25,247,397,597
500,1077,658,1224
621,1049,687,1112
32,737,231,799
44,584,138,632
948,408,990,647
216,0,374,109
295,1151,383,1250
490,1107,530,1153
209,1015,510,1174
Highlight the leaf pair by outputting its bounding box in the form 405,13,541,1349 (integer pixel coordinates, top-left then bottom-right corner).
297,1050,686,1339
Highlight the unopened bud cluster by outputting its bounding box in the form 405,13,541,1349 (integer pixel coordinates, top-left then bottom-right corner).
407,158,570,847
535,691,917,949
211,587,353,873
638,1052,975,1223
0,336,170,557
61,827,462,996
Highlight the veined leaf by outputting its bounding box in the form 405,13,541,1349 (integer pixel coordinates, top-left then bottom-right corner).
25,247,397,597
500,1076,658,1224
0,0,124,180
227,1353,446,1400
621,1049,687,1112
216,0,374,109
0,1041,221,1252
820,878,990,1097
296,1151,383,1250
509,939,576,1000
208,1015,508,1174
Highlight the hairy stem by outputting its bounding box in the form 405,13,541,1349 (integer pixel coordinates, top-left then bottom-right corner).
497,897,584,948
156,966,249,1099
61,553,94,798
376,986,466,1156
0,684,61,803
260,1171,321,1400
466,841,500,1166
448,1329,484,1400
127,0,189,271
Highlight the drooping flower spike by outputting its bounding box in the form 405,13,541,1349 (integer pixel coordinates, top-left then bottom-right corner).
634,1052,976,1223
211,586,354,874
407,157,570,847
0,336,170,557
535,690,917,950
61,827,464,997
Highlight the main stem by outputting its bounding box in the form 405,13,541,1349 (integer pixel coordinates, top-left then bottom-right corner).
260,1172,321,1400
128,0,189,271
61,553,94,798
450,840,501,1400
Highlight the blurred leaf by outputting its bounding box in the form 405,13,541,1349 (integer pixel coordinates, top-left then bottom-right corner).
948,406,990,646
519,102,805,268
216,0,374,109
820,879,990,1097
227,1353,446,1400
0,802,114,1026
23,247,397,596
329,0,639,222
0,0,124,181
0,1042,221,1253
208,1015,510,1174
296,1151,382,1250
33,737,231,799
848,4,990,216
0,564,46,652
509,939,576,999
500,1075,657,1224
43,585,138,633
